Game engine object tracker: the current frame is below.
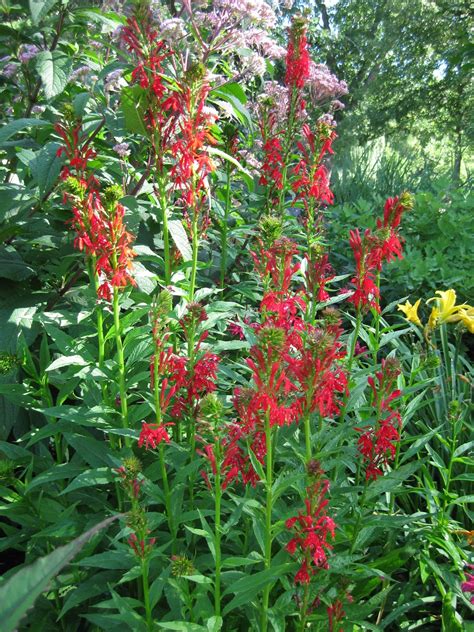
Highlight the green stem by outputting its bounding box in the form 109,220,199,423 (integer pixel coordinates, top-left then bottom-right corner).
303,411,311,464
158,176,171,286
89,257,111,419
261,412,273,632
348,310,362,373
220,162,232,289
338,311,362,425
440,413,459,525
89,257,106,369
42,378,63,464
160,443,175,546
141,558,153,631
113,286,130,447
214,444,222,618
350,484,368,555
439,324,453,403
299,575,311,631
153,352,175,544
189,214,199,302
372,271,381,365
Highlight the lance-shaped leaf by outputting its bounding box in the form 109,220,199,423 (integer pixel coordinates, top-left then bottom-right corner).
0,514,121,632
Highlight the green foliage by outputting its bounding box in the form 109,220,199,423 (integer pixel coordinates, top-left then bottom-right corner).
0,0,472,630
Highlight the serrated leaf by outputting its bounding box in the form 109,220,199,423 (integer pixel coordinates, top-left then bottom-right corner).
35,51,71,100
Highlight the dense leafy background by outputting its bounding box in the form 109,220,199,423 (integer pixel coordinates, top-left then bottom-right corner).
0,1,473,631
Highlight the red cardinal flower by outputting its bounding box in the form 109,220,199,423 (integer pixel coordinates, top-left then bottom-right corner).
138,422,173,450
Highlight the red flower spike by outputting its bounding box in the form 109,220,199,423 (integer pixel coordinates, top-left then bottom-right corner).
286,473,335,585
138,422,173,450
357,358,402,480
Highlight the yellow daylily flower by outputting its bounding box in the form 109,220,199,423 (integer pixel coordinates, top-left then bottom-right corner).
426,289,469,330
397,298,422,327
457,306,474,334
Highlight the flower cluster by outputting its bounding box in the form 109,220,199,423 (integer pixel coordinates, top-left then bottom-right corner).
398,288,473,335
18,43,40,63
357,357,402,480
286,464,336,584
292,122,337,220
461,565,474,604
116,458,156,559
308,62,348,104
138,422,172,450
121,14,179,158
224,237,346,487
170,71,217,237
285,17,310,92
56,122,136,301
305,245,335,302
348,193,413,312
146,302,220,428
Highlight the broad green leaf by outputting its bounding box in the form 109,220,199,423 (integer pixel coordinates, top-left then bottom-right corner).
0,246,35,281
168,219,192,261
0,118,50,145
121,84,148,135
46,355,89,372
60,467,115,494
365,461,421,500
29,0,58,24
29,142,64,195
0,515,120,632
157,624,207,631
35,51,72,100
207,617,223,632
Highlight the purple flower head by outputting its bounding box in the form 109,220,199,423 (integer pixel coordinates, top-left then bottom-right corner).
104,69,124,92
18,44,40,64
2,62,17,78
70,65,92,83
159,18,187,43
113,142,131,158
308,62,349,104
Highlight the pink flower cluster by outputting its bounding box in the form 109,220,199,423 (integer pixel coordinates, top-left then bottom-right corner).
308,62,349,104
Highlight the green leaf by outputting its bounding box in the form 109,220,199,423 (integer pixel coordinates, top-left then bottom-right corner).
0,515,120,632
365,461,421,500
35,51,72,100
121,85,148,135
46,355,89,372
157,623,207,631
0,118,50,145
0,246,35,281
29,0,59,24
60,467,115,494
207,617,223,632
208,147,253,178
29,142,64,196
168,219,192,261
